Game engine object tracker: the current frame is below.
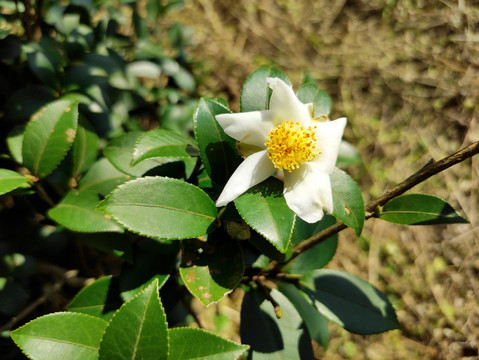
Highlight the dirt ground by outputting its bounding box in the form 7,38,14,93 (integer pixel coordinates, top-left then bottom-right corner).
171,1,479,359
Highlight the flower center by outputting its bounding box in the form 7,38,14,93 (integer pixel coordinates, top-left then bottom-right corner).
265,121,320,172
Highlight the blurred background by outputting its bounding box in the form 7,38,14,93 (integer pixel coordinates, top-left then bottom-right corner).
171,1,479,359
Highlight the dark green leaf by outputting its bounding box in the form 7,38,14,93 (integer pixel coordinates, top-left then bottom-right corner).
22,99,79,178
180,233,244,306
0,169,29,196
241,288,315,359
296,83,332,117
4,85,55,122
98,279,169,360
169,327,249,360
193,98,241,188
235,177,295,253
76,233,133,261
302,269,400,334
330,168,364,236
240,66,291,112
284,214,337,274
119,239,179,302
379,194,468,225
67,276,122,321
97,177,217,240
0,279,28,315
132,129,195,165
11,312,107,360
48,190,124,233
78,158,132,196
72,117,99,176
103,132,166,177
278,283,329,349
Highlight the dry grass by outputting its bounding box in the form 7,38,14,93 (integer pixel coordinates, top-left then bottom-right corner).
171,0,479,359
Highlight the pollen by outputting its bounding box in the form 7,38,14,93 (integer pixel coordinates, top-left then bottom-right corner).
265,121,320,172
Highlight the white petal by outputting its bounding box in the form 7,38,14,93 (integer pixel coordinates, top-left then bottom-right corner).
312,117,347,174
216,150,275,207
267,77,311,126
215,111,274,147
283,164,333,223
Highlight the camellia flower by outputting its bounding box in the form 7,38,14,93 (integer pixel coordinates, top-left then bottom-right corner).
215,77,347,223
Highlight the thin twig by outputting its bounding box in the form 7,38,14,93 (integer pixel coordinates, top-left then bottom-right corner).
272,140,479,268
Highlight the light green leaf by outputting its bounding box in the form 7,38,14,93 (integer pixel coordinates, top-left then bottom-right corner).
235,177,295,254
22,99,79,178
67,276,122,321
132,129,196,165
180,234,244,306
97,177,217,240
169,327,249,360
379,194,468,225
302,269,399,334
278,283,329,349
72,117,99,176
11,312,107,360
336,140,362,167
0,169,29,196
48,190,124,233
296,83,332,117
6,126,25,164
103,132,166,177
240,66,291,112
194,98,241,188
241,288,315,359
330,168,364,236
78,158,132,196
98,279,169,360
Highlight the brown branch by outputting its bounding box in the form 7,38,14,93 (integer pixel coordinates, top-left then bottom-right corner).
272,140,479,268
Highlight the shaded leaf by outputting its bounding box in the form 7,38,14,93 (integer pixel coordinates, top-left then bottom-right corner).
72,117,99,176
22,99,79,178
296,83,332,117
379,194,468,225
169,327,249,360
97,177,217,240
240,66,291,112
180,232,244,306
48,190,124,233
302,269,400,334
330,168,364,236
98,279,169,360
11,312,107,360
235,177,295,254
78,157,132,196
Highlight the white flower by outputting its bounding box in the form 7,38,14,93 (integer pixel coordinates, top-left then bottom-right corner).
215,77,346,223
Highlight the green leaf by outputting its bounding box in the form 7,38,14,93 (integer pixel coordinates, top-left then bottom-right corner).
98,279,169,360
4,85,55,122
131,129,196,165
67,276,123,321
241,288,315,359
180,233,244,306
235,177,295,253
103,132,166,177
119,239,179,302
6,125,25,164
11,312,107,360
24,39,64,89
78,158,132,196
169,327,249,360
97,177,217,240
240,66,291,112
278,283,329,349
330,168,364,236
22,99,79,178
72,117,99,176
296,83,332,117
0,169,29,196
193,98,241,188
302,269,400,334
76,233,133,261
379,194,468,225
284,214,337,274
48,190,124,233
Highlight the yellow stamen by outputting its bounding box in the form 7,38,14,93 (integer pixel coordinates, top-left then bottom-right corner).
265,121,320,172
